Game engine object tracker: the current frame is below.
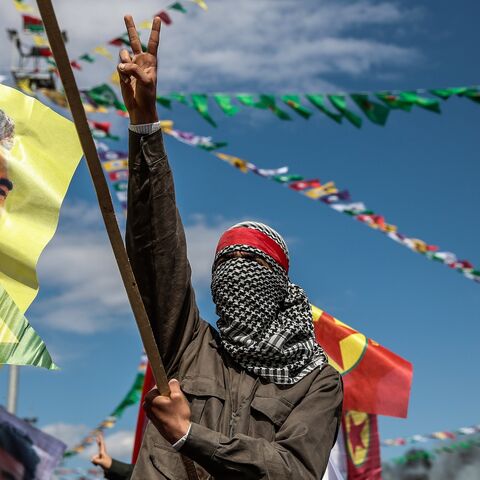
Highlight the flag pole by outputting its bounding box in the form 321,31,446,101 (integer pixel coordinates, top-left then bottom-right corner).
6,365,19,414
35,0,169,395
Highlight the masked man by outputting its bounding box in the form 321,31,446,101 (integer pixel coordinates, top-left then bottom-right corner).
120,15,343,480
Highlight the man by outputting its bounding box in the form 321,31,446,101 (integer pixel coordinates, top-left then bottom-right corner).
0,109,15,213
0,421,40,480
91,434,133,480
119,15,343,479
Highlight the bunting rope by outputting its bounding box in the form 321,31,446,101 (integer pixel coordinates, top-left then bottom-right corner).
381,423,480,447
11,0,207,72
89,117,479,284
63,354,147,457
384,437,480,467
153,87,480,128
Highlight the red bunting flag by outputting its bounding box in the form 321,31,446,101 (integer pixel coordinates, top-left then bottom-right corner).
288,179,321,191
156,11,173,25
313,306,412,418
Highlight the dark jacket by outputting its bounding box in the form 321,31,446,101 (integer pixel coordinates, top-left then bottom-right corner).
105,459,134,480
126,129,343,480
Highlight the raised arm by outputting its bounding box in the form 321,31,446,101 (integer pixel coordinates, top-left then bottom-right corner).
120,16,200,377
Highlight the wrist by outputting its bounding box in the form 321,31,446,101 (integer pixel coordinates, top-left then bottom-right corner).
129,109,158,125
170,421,191,444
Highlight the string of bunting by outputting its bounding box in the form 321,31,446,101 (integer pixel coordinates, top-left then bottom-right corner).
385,437,480,466
63,354,147,457
53,467,103,479
154,87,480,128
91,116,479,283
11,0,208,71
382,423,480,447
122,129,475,283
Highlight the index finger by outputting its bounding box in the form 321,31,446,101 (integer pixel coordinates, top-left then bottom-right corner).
147,16,161,56
124,15,143,54
97,433,106,454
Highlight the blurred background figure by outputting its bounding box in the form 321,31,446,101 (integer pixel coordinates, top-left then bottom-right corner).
91,433,133,480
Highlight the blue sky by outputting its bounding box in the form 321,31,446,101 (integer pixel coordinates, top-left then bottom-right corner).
1,0,479,468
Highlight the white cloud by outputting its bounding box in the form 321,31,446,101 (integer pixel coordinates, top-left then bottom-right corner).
1,1,422,90
42,422,90,448
42,423,134,461
35,201,240,334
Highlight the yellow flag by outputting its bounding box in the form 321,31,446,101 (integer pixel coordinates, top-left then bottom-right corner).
111,70,121,86
191,0,208,10
33,34,49,47
0,84,82,313
13,0,33,12
138,20,153,30
93,45,113,60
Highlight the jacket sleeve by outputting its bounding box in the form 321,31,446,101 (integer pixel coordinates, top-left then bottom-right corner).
126,129,200,377
104,459,134,480
181,365,343,479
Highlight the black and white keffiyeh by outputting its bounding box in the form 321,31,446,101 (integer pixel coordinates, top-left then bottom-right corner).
211,222,327,385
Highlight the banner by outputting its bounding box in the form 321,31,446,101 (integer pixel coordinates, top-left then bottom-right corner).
313,306,412,418
0,85,82,313
0,406,66,480
0,84,82,313
343,411,382,479
0,284,57,369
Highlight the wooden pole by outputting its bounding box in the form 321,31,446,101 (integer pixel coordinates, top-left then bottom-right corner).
35,0,169,395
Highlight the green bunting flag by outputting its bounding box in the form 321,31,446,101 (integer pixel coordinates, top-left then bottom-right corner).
273,174,304,183
328,94,363,128
156,95,172,109
430,87,468,99
399,91,441,113
350,93,390,126
281,94,313,119
305,94,343,123
376,92,413,111
213,94,239,116
462,87,480,104
168,2,187,13
86,84,126,111
79,53,95,63
258,95,292,121
191,94,217,127
170,92,189,105
0,285,57,370
236,93,264,108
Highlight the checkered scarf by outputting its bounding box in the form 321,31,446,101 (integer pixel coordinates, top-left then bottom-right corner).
211,222,327,385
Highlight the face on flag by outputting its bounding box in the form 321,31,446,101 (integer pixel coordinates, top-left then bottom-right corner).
0,84,82,315
0,109,15,215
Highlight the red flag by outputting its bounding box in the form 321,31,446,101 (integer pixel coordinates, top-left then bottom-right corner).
313,306,412,418
288,179,321,191
132,363,155,463
342,411,382,479
156,11,173,25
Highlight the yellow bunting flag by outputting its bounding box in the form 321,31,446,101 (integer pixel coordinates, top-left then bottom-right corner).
93,45,113,60
33,34,49,47
215,152,249,173
138,20,153,30
0,84,82,315
13,0,33,12
111,70,121,86
191,0,208,10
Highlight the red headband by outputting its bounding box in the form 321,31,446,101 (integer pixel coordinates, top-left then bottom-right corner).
216,227,289,272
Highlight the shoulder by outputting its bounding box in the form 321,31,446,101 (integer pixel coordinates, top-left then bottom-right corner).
307,364,343,397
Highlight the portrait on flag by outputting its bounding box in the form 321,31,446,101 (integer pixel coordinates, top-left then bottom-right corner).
0,406,66,480
0,84,82,314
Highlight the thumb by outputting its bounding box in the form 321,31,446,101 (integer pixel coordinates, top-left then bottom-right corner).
168,379,182,397
118,63,150,84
